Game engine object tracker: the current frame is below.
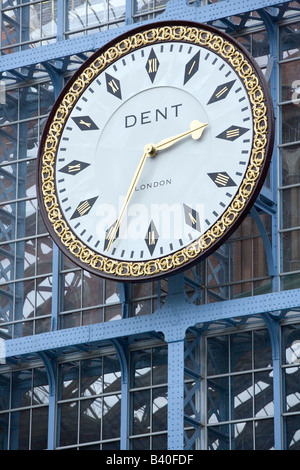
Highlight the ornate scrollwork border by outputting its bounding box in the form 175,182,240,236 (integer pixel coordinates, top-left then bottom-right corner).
38,21,274,281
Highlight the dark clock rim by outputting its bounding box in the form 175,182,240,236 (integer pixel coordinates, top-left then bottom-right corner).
37,20,275,283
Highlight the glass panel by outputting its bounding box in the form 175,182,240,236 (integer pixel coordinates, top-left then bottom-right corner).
10,409,30,450
280,22,300,60
133,298,151,316
102,394,120,439
36,276,52,318
152,347,167,385
62,271,82,311
40,82,54,115
234,421,253,450
254,370,273,417
81,358,103,396
16,239,36,279
207,377,229,424
1,12,20,51
79,397,101,443
281,229,300,272
104,304,122,321
41,0,57,38
281,60,300,102
0,373,10,411
132,389,150,435
66,0,87,32
105,280,120,304
282,103,300,144
281,144,300,186
230,332,252,372
32,367,49,405
207,335,229,376
152,386,167,432
152,433,167,450
21,278,35,321
82,307,104,324
88,0,106,26
103,354,121,393
0,164,17,202
102,440,120,449
254,329,272,369
134,0,167,17
255,418,274,450
17,199,36,239
131,436,150,449
283,324,300,365
0,243,15,283
231,374,253,421
0,412,9,450
36,237,53,275
207,424,229,450
59,362,80,400
12,369,32,408
232,238,252,282
58,401,78,446
253,236,269,278
284,366,300,413
82,271,104,308
281,187,300,230
0,124,18,163
281,272,300,290
0,282,14,327
285,415,300,450
31,407,48,450
131,349,151,388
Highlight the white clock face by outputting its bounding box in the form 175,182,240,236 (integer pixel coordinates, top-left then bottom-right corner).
39,23,273,280
55,42,253,262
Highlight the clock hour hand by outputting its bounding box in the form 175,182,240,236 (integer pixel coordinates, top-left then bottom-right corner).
147,120,208,156
105,120,207,251
105,145,153,251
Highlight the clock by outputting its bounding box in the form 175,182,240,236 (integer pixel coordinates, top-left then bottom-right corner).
37,21,274,282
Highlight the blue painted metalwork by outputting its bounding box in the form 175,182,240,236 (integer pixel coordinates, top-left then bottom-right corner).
112,339,129,450
4,286,300,360
1,0,300,450
259,7,280,293
262,314,282,450
38,351,57,450
251,206,275,277
0,0,294,74
56,0,64,42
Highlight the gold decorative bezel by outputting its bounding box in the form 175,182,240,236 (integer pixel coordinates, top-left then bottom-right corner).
38,21,273,281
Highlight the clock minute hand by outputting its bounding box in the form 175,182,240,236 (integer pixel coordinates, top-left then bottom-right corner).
105,121,208,252
154,120,208,153
105,145,153,251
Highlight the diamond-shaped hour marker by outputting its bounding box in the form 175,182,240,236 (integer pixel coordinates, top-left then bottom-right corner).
146,48,160,83
71,116,99,130
216,125,249,141
145,220,159,255
105,73,122,100
183,204,201,232
207,80,236,105
208,172,237,188
70,196,98,220
183,50,200,85
104,220,119,251
58,160,90,175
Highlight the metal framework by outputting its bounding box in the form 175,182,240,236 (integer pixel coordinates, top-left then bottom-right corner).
1,0,300,450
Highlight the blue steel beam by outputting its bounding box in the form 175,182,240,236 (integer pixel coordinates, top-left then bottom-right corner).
0,0,295,73
4,287,300,359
